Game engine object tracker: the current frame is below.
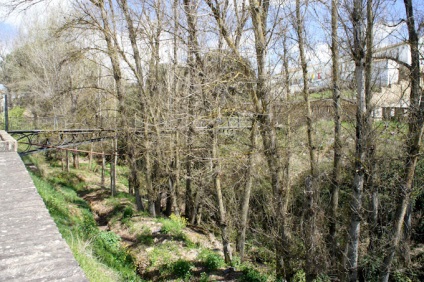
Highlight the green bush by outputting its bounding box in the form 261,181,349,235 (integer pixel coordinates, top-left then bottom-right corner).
148,242,178,267
392,271,413,282
292,270,306,282
160,214,187,239
137,227,154,246
123,206,134,219
165,259,194,280
77,210,98,238
9,106,25,118
93,231,136,280
198,249,225,271
200,272,210,282
29,168,141,281
239,266,268,282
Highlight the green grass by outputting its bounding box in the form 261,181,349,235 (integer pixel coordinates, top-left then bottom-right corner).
159,214,187,240
160,259,194,281
28,161,142,282
197,249,225,272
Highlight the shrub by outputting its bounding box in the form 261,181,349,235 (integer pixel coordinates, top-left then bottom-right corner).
239,266,268,282
137,226,154,246
148,242,178,267
165,259,194,280
78,210,98,238
123,206,134,219
93,231,134,275
198,249,225,271
292,270,306,282
160,214,187,238
200,272,210,282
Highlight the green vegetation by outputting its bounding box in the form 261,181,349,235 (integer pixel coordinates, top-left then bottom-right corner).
160,259,194,281
28,157,142,282
159,214,187,240
8,106,25,118
239,267,268,282
137,226,154,246
198,249,226,271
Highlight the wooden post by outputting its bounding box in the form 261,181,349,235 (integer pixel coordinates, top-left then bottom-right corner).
110,138,117,196
66,150,70,172
101,151,105,188
4,94,8,132
110,160,115,196
89,142,93,171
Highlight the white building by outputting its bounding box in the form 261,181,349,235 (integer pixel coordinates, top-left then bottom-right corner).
286,40,423,95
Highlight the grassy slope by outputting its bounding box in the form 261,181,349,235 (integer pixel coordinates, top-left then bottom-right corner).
25,155,271,282
27,156,141,282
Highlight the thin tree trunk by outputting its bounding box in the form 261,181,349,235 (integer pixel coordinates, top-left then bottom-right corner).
119,0,157,216
183,0,203,223
169,0,180,217
101,151,105,188
329,0,342,271
168,134,180,216
89,142,93,171
211,112,232,264
110,160,115,196
61,151,65,171
66,149,70,172
380,1,422,280
72,148,79,169
347,1,366,280
111,138,117,197
296,0,319,280
248,0,292,279
237,119,257,261
364,0,379,255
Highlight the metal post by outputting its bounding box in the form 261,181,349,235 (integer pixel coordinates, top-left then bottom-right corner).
4,94,8,132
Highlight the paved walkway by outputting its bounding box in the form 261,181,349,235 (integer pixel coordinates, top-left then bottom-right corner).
0,131,87,281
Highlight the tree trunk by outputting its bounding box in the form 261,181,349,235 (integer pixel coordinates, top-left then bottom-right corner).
329,0,342,272
110,161,115,196
364,0,379,254
119,0,156,217
111,138,117,197
72,148,79,169
101,151,105,188
66,149,70,172
211,114,232,264
248,0,293,279
237,120,257,261
296,0,319,279
89,142,93,171
379,1,422,279
347,1,366,280
183,0,204,223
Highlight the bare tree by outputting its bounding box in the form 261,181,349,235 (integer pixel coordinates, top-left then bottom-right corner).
329,0,342,273
379,0,423,280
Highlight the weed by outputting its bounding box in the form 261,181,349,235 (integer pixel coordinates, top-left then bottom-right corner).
137,227,154,246
162,259,194,280
200,272,210,282
29,163,141,282
292,269,306,282
392,271,413,282
239,266,268,282
148,242,179,267
159,214,187,239
198,249,225,271
123,206,134,219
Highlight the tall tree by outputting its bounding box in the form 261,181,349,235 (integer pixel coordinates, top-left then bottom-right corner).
347,0,367,280
295,0,320,280
329,0,342,273
380,0,423,280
